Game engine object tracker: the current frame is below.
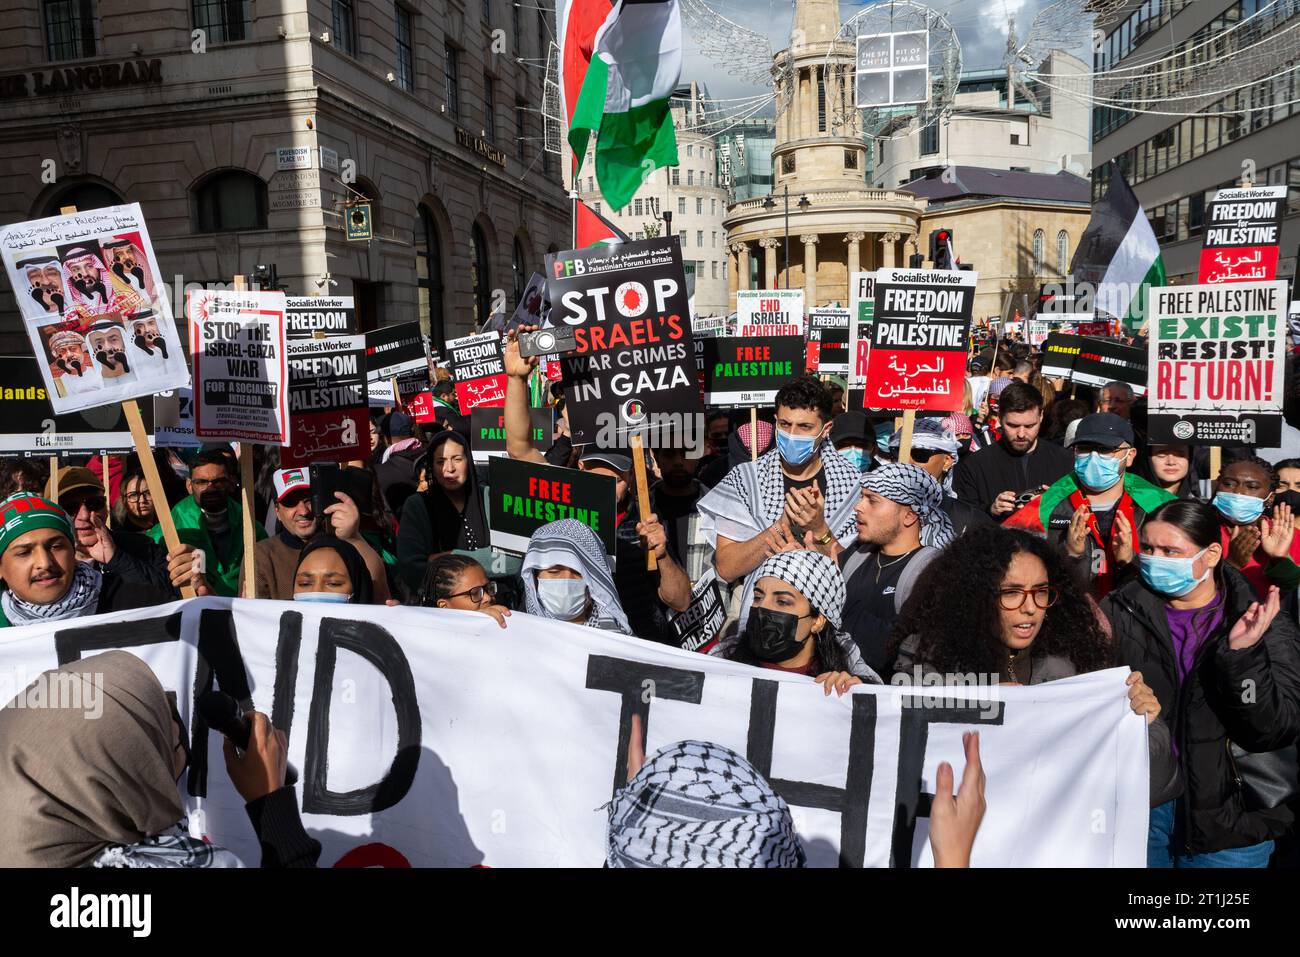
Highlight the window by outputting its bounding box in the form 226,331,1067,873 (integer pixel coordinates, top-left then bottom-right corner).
687,170,694,186
193,0,249,43
41,181,122,218
44,0,98,60
484,73,496,143
670,168,680,186
395,5,413,91
1010,132,1021,145
782,154,796,174
711,199,716,215
817,68,826,132
594,202,601,215
711,261,718,279
331,0,356,56
194,170,267,233
444,44,460,120
1056,230,1069,274
920,120,939,156
711,231,717,247
678,230,686,245
416,205,445,345
516,102,527,161
1032,229,1045,275
687,145,693,157
634,199,643,216
695,197,703,215
696,230,703,246
471,223,491,325
677,197,685,214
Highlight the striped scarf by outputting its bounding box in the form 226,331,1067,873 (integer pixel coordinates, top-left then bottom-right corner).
2,561,103,625
520,519,631,634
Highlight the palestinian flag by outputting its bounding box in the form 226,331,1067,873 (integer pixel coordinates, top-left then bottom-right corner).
575,199,629,248
563,0,681,211
1070,162,1167,333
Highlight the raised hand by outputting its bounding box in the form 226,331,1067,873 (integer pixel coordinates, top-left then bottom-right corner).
1260,503,1295,560
1227,524,1262,569
1228,585,1281,650
930,730,986,868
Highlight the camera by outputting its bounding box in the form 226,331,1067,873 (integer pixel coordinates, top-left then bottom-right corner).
518,325,576,358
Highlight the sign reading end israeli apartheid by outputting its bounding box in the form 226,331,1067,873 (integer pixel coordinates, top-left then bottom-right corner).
1197,185,1287,284
487,456,617,561
188,290,289,445
700,335,804,406
866,268,975,411
447,331,507,415
736,288,806,337
1148,280,1289,445
546,237,699,445
470,406,553,464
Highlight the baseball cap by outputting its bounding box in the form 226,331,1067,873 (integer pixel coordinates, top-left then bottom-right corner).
580,450,632,473
46,466,101,502
829,411,870,447
273,468,312,502
1067,412,1135,450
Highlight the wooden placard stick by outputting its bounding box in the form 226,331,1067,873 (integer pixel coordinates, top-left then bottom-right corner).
1210,445,1222,483
899,408,917,463
231,275,258,599
123,401,194,598
49,455,59,500
629,434,658,572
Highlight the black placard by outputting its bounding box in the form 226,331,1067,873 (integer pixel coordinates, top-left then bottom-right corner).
0,354,152,453
1040,333,1085,379
1071,337,1148,394
470,407,553,463
284,297,356,339
700,336,805,406
487,456,617,561
365,322,427,382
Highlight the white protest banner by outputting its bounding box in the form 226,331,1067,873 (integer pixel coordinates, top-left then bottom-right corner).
736,289,806,337
1148,280,1289,446
0,599,1148,868
848,272,874,390
0,204,190,414
188,290,290,445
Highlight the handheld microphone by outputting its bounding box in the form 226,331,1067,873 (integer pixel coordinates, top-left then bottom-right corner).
197,690,298,786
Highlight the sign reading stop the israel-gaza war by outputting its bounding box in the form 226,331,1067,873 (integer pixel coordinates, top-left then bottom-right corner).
807,307,851,374
1197,185,1287,284
446,331,507,415
866,268,976,411
364,321,429,407
1148,280,1289,446
470,407,552,464
736,288,805,337
188,290,289,445
0,354,153,453
0,597,1148,867
487,456,617,561
546,237,699,445
700,336,804,406
0,203,190,414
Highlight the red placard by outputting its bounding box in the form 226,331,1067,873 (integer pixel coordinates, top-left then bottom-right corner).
454,373,507,414
1197,246,1280,285
280,409,366,467
405,391,438,424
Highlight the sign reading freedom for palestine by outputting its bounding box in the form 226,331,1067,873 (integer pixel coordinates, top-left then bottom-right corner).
488,456,617,562
699,336,804,406
1148,280,1289,446
866,268,976,411
1197,185,1287,284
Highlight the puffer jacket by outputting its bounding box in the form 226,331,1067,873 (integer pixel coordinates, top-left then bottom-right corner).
1101,565,1300,854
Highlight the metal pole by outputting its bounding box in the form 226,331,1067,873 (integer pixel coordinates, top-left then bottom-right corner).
782,185,790,290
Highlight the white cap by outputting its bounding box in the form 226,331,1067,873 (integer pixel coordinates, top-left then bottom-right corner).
273,468,311,502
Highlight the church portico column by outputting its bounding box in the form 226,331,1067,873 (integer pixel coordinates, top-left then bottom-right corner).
845,231,865,278
880,231,901,269
735,242,752,293
760,238,779,288
801,233,819,304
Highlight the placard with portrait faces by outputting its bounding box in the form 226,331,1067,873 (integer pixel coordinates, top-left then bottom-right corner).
0,203,190,414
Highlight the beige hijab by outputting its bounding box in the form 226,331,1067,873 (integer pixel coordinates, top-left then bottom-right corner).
0,650,185,867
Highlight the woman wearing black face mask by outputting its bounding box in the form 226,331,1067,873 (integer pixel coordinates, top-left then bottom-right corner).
710,550,881,693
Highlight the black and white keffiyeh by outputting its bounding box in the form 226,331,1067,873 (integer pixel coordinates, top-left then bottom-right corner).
861,464,955,550
606,740,805,868
520,518,631,634
1,561,103,625
752,550,846,630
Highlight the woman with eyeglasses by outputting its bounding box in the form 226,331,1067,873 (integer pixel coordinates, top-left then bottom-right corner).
113,469,157,532
419,553,511,629
1101,499,1300,867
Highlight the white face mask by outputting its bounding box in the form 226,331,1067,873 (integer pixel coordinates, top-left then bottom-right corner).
536,577,589,620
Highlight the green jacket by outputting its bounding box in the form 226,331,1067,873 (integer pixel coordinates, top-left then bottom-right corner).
149,496,266,597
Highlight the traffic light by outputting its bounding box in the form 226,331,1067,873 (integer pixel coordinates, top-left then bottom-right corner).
908,252,924,269
929,228,954,269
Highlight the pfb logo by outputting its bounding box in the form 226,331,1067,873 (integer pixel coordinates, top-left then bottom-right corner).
614,281,650,318
622,399,647,424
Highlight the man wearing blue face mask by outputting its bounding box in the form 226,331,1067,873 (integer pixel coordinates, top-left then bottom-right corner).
1005,412,1174,598
698,378,862,617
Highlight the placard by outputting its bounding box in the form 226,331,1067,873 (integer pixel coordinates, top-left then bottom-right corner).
667,569,727,654
807,307,850,374
848,272,874,390
1197,185,1287,284
446,331,507,415
189,290,290,445
365,321,428,382
0,203,190,413
280,334,367,467
470,407,553,464
1147,281,1288,446
284,296,356,338
0,355,151,453
865,268,976,411
1070,337,1149,395
700,336,805,406
546,237,699,445
1040,333,1085,379
487,456,617,561
736,288,806,337
153,388,194,448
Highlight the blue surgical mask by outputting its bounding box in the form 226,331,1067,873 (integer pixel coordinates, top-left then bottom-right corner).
1074,451,1123,491
294,590,351,604
838,447,869,471
1213,491,1267,525
776,428,818,466
1139,546,1211,598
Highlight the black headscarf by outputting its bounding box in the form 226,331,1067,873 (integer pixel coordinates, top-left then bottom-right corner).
294,536,374,604
1134,443,1210,501
421,431,488,551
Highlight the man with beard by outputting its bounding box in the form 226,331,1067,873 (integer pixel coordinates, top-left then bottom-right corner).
60,245,113,310
148,448,266,596
649,444,711,581
101,239,151,300
47,329,102,396
87,321,133,381
18,256,67,315
127,311,170,374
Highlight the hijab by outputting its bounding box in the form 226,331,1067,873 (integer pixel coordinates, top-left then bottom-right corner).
294,536,375,604
519,518,630,634
421,431,488,552
0,651,184,867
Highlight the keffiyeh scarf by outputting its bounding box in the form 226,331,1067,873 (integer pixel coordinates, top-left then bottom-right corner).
861,464,955,550
520,518,631,634
606,740,805,868
752,550,846,630
2,561,103,625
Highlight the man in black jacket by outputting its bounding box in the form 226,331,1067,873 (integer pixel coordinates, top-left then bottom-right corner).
952,381,1073,521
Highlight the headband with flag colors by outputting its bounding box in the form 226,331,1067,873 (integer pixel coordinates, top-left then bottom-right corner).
0,493,74,557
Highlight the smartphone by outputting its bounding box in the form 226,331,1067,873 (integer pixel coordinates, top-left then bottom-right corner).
310,464,374,527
